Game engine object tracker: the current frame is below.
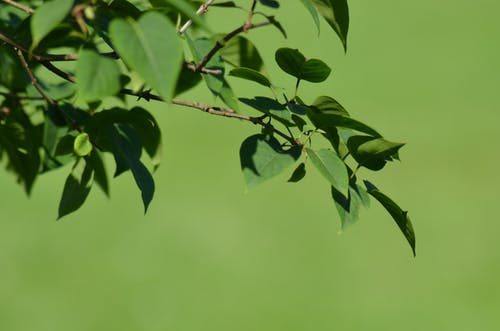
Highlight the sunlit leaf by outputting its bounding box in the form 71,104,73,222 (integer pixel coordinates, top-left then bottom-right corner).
31,0,73,49
306,148,348,195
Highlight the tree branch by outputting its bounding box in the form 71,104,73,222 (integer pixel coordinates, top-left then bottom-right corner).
179,0,215,34
244,0,258,32
194,21,271,72
1,0,34,14
119,88,298,146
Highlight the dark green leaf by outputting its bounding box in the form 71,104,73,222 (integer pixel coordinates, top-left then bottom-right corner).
311,0,349,51
275,48,305,79
86,150,109,196
275,48,331,82
347,135,405,171
30,0,73,49
259,0,279,8
301,58,331,82
306,148,348,195
288,162,306,183
364,180,416,256
240,134,301,187
58,160,93,219
312,96,348,115
287,102,306,115
109,11,183,101
229,67,271,87
75,49,121,102
174,64,203,96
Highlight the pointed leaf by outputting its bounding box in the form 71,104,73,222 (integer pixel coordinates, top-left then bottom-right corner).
109,12,183,101
306,148,348,195
219,36,265,72
300,0,321,33
75,49,121,102
229,67,271,87
31,0,73,49
240,134,301,187
311,0,349,51
58,160,93,219
275,48,305,79
347,135,405,170
364,180,416,256
288,162,306,183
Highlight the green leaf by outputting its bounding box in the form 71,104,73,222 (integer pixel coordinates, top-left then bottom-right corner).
275,48,331,82
151,0,211,31
301,59,331,82
58,160,93,219
229,67,271,87
73,133,93,157
364,180,416,256
311,0,349,51
240,134,301,187
239,97,292,123
260,0,279,8
300,0,321,33
332,183,370,229
312,96,348,115
219,36,266,72
86,150,109,196
31,0,73,49
306,148,348,195
288,162,306,183
347,135,405,171
109,11,183,101
275,48,305,79
75,49,121,102
127,107,162,168
218,79,240,111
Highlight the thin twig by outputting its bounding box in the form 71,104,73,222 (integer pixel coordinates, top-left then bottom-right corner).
41,61,76,83
16,48,56,106
194,21,271,72
118,88,297,145
244,0,258,32
179,0,215,34
185,62,222,75
1,0,34,14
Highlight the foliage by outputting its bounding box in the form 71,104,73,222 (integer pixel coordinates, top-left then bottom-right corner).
0,0,416,255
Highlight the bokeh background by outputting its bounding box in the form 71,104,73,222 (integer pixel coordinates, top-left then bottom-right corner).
2,0,500,330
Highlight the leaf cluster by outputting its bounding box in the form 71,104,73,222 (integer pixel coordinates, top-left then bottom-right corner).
0,0,415,255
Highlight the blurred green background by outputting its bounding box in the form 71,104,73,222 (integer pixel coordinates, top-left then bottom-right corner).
2,1,500,330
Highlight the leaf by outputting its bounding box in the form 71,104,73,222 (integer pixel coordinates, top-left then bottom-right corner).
218,79,240,111
219,36,266,73
275,48,305,79
75,49,121,102
300,0,321,33
30,0,73,49
240,134,301,187
263,15,287,38
306,148,348,195
364,180,416,256
73,133,93,157
86,150,109,196
287,102,306,115
312,96,348,115
58,160,93,219
151,0,211,31
229,67,271,87
301,59,331,82
275,48,331,82
288,162,306,183
109,11,183,101
239,96,292,123
332,183,370,229
311,0,349,51
127,107,162,168
259,0,280,8
347,135,405,171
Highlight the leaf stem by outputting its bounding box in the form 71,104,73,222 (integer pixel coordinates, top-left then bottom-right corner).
0,0,34,14
179,0,215,34
194,21,271,72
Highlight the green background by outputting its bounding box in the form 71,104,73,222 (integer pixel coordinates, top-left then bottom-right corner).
1,1,499,330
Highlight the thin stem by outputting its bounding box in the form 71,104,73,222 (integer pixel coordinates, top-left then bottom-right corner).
194,21,271,72
1,0,34,14
118,88,298,145
179,0,215,34
16,48,55,106
244,0,258,31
